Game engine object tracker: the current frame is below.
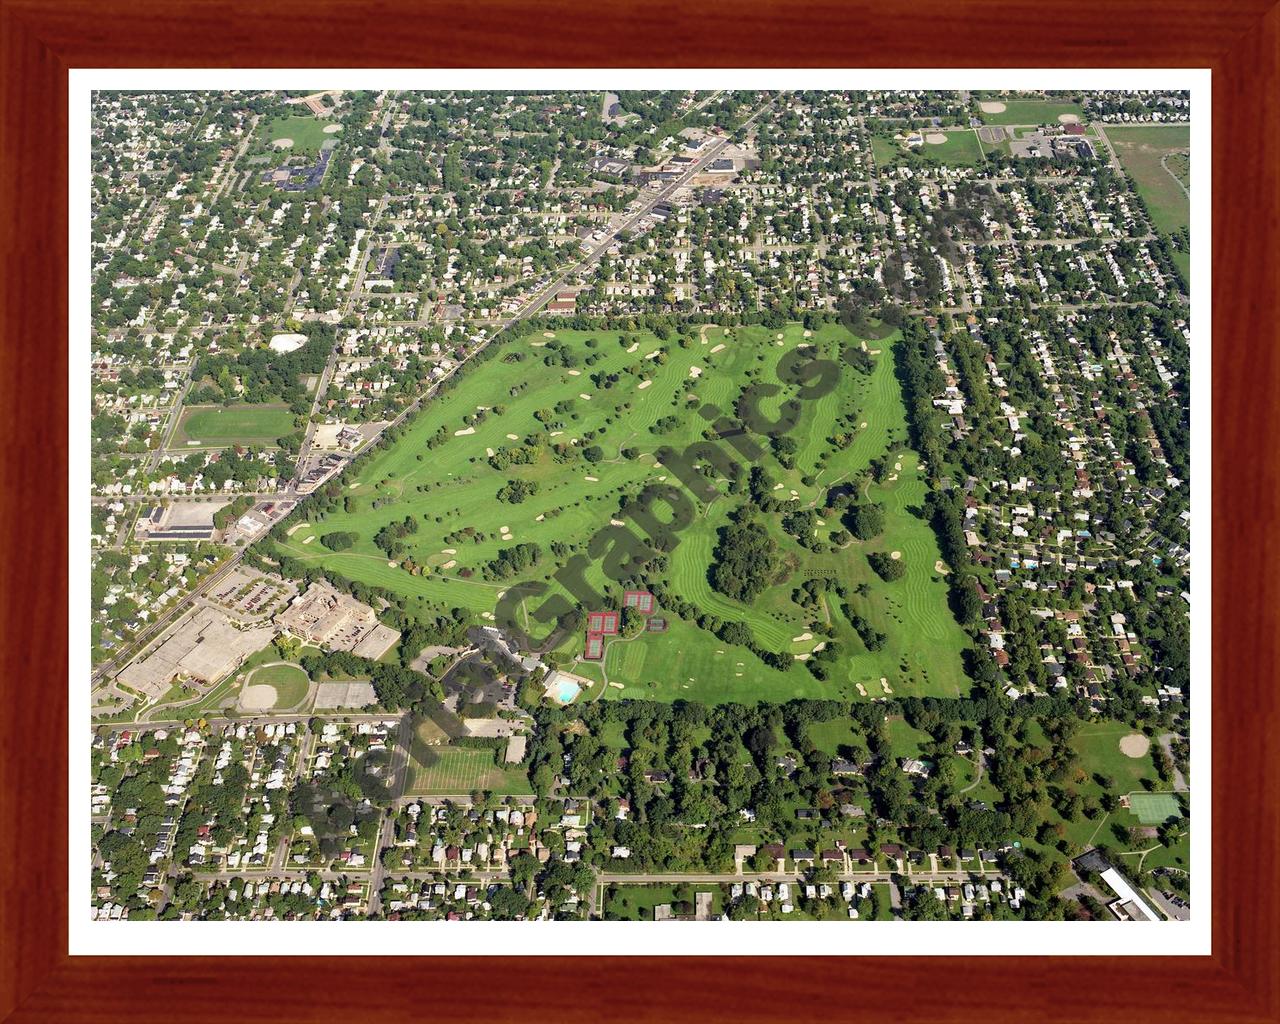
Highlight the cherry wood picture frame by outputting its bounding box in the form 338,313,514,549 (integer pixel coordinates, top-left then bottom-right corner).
2,1,1276,1020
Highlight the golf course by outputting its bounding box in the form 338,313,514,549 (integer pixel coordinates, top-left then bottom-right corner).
274,322,970,703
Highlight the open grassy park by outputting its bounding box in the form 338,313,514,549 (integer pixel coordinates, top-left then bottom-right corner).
1105,124,1191,234
871,131,985,168
175,404,297,447
259,114,337,156
276,322,970,705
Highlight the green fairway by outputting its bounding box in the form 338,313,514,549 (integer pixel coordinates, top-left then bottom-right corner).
406,744,531,796
978,98,1086,126
260,114,337,155
247,663,311,709
176,404,296,446
1104,124,1191,233
281,322,971,703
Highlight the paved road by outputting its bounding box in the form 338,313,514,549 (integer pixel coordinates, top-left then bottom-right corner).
366,713,415,917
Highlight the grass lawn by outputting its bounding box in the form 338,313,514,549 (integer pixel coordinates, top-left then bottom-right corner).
248,663,311,710
260,114,336,155
884,717,930,760
405,744,530,797
175,404,296,447
979,98,1086,126
1072,721,1161,793
1105,124,1191,233
872,131,985,168
282,322,969,704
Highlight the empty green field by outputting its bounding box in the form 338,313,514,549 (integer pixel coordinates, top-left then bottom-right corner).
260,114,336,155
175,404,296,446
405,744,531,796
1105,124,1190,234
281,322,970,704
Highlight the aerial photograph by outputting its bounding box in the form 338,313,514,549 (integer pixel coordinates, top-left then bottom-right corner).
88,87,1192,925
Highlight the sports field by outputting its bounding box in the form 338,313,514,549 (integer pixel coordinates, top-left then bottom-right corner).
260,114,335,155
1128,792,1182,825
246,663,311,710
1105,124,1191,234
176,404,296,446
405,744,531,796
280,322,970,703
871,131,985,168
978,98,1086,126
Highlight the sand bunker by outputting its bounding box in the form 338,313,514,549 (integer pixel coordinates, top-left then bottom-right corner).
890,550,902,560
585,475,599,482
1120,733,1151,758
803,329,812,337
925,133,948,144
302,536,315,545
979,101,1007,114
609,682,625,689
610,519,626,527
387,560,397,567
579,393,592,400
506,433,519,440
286,522,310,536
792,632,813,643
626,342,639,353
637,380,652,390
542,331,556,338
645,351,660,360
856,683,868,697
688,366,702,378
241,685,277,710
454,426,475,436
709,344,725,354
272,138,293,149
535,514,545,521
486,447,495,457
935,560,950,574
323,123,342,133
567,369,581,376
1058,113,1081,124
443,548,457,554
442,559,456,569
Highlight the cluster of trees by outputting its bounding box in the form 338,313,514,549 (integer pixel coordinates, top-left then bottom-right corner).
483,542,542,581
496,479,539,504
373,516,419,559
322,531,358,551
299,650,441,710
867,551,906,581
709,509,782,602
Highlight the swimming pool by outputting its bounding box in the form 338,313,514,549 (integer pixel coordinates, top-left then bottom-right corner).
549,676,581,704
